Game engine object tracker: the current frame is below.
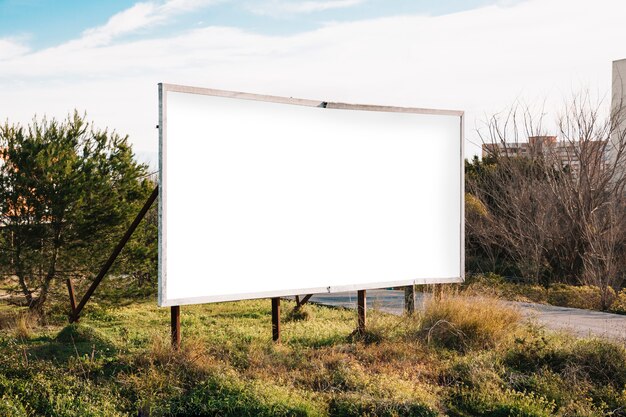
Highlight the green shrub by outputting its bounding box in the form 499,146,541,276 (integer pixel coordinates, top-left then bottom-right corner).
148,374,324,417
449,388,556,417
443,352,503,390
328,394,437,417
504,331,626,387
547,284,605,310
0,394,28,417
286,305,312,322
504,329,568,373
55,323,114,348
609,288,626,314
567,338,626,387
0,370,127,417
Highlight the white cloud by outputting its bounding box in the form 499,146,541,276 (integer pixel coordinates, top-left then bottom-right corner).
0,37,29,60
247,0,364,17
0,0,624,161
75,0,222,48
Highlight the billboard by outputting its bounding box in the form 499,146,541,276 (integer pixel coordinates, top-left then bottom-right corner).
158,83,464,307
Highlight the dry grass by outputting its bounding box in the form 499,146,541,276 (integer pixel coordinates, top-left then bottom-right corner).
10,311,37,340
0,293,624,416
419,295,521,352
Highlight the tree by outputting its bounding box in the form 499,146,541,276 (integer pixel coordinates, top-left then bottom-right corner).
0,112,151,313
466,93,626,308
114,176,158,288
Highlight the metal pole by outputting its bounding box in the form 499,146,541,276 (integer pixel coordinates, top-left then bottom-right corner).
69,186,158,322
404,285,416,315
271,297,281,342
357,290,366,334
171,306,180,349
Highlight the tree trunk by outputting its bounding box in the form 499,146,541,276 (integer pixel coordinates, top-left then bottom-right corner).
14,243,34,306
29,237,60,314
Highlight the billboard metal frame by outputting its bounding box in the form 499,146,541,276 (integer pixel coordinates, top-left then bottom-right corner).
158,83,465,307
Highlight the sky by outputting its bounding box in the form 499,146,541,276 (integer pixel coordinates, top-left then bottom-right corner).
1,0,625,167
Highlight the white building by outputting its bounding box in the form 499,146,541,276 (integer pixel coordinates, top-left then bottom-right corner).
611,59,626,180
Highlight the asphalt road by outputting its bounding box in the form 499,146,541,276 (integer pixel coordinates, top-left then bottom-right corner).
294,289,626,342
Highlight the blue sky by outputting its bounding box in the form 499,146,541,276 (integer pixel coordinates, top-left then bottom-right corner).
0,0,624,165
1,0,501,50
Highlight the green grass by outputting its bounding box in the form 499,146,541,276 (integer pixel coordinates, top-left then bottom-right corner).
0,284,625,416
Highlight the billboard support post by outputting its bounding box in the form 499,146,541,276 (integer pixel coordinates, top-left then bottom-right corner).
271,298,281,342
357,290,366,334
171,306,181,349
404,285,416,315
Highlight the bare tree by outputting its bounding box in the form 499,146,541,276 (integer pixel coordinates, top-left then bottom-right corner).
467,93,626,305
545,93,626,307
468,104,558,284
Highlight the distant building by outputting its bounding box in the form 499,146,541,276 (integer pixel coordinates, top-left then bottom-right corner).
481,59,626,173
482,135,556,159
481,135,607,175
611,59,626,179
613,59,626,113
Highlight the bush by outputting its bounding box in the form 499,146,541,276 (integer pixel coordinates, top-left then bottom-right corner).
419,296,520,352
610,288,626,314
449,388,556,417
546,284,606,310
504,330,626,387
328,394,437,417
0,370,127,417
0,394,28,417
568,338,626,387
138,373,324,417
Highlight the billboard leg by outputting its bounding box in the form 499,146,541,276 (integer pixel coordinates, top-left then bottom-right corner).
271,298,280,342
404,285,416,315
357,290,366,334
171,306,180,350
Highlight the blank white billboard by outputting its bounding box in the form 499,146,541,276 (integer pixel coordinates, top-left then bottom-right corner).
158,84,464,307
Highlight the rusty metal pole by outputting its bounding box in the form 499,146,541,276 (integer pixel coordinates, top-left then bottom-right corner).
171,306,180,350
69,186,158,323
271,297,281,342
357,290,366,334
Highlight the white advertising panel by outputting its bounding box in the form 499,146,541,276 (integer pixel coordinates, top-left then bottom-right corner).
158,84,464,306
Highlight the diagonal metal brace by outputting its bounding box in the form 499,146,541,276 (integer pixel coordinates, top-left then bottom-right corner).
295,294,313,309
69,186,158,323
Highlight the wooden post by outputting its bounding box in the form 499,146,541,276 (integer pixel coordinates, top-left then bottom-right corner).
404,285,415,315
171,306,180,350
357,290,366,334
271,297,281,342
66,279,78,321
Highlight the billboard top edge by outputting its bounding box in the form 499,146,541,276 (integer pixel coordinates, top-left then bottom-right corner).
158,82,464,118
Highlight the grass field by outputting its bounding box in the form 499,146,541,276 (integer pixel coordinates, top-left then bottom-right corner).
1,286,626,416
